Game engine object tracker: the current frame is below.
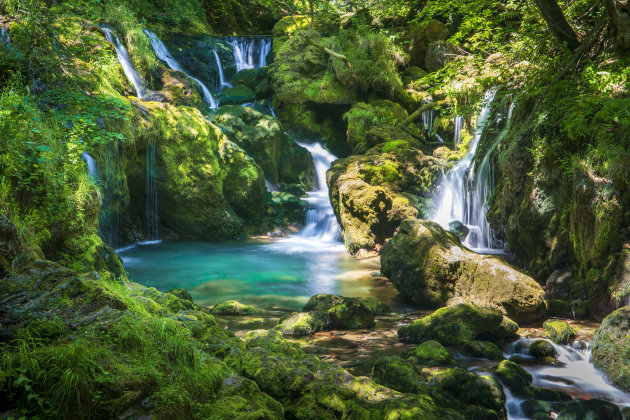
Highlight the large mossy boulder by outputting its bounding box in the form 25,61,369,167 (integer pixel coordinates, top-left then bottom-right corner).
213,105,314,189
328,146,442,256
212,300,257,315
273,311,328,336
543,319,577,344
407,19,449,69
381,219,547,321
327,298,375,329
303,294,390,315
407,340,454,365
491,360,533,398
592,306,630,391
398,303,518,345
463,340,505,361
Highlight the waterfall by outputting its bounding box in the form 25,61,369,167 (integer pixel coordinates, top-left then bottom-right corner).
146,139,159,241
228,37,272,72
81,151,98,181
0,27,9,44
144,29,218,109
431,89,497,251
294,141,341,242
213,50,232,90
422,109,434,133
102,27,146,99
454,116,464,144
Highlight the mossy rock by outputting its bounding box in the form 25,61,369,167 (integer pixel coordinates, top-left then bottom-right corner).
543,320,577,344
212,300,257,315
231,67,268,91
158,68,205,109
267,192,309,228
327,298,375,329
407,340,454,365
491,360,533,398
407,19,449,68
381,219,548,322
219,84,256,105
398,303,518,345
167,288,194,303
372,356,427,393
303,294,390,315
273,311,328,336
556,399,623,420
592,306,630,391
463,340,505,361
529,339,557,359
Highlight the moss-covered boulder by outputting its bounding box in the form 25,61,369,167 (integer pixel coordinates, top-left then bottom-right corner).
231,67,268,92
212,300,257,315
381,219,547,322
529,339,557,359
328,147,442,256
158,68,205,108
407,340,454,365
398,303,518,345
556,400,623,420
213,105,315,189
592,306,630,391
219,84,256,105
327,298,375,329
273,311,328,336
302,294,390,315
406,19,449,68
463,341,506,361
266,191,309,229
491,360,533,397
543,319,577,344
372,356,427,393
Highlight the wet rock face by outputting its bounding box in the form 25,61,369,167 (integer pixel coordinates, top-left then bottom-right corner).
328,148,442,256
381,219,547,322
592,306,630,391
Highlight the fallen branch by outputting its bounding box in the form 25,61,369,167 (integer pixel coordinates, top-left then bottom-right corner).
403,99,451,125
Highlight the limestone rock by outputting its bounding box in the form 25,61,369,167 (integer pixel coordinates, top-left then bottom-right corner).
381,219,547,322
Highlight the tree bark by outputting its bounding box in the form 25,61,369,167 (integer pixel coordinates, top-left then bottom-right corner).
605,0,630,49
534,0,581,51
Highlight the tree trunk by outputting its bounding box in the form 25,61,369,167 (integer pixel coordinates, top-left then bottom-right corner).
605,0,630,49
534,0,581,50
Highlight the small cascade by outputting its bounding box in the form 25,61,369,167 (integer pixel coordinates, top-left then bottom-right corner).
431,89,497,251
145,139,159,241
213,50,232,90
81,151,98,181
144,30,217,109
294,141,341,242
265,179,278,192
422,109,434,133
227,37,272,72
102,27,146,99
1,26,9,44
454,116,464,144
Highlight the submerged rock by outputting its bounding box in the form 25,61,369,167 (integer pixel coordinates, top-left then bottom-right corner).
212,300,257,315
398,303,518,345
381,219,547,322
592,306,630,391
543,319,576,344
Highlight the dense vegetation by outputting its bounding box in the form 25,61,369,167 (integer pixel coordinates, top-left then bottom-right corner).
1,0,629,418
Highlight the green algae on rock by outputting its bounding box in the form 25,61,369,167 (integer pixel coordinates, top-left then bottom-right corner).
273,311,328,336
212,300,257,315
407,340,455,365
302,294,390,315
327,298,376,329
398,303,518,345
543,319,577,344
381,219,547,322
463,340,506,361
592,306,630,391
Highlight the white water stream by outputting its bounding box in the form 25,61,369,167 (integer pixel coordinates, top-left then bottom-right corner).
145,29,218,109
102,27,146,99
228,37,272,72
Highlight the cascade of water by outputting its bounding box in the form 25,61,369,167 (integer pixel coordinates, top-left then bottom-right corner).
454,116,464,144
228,37,272,72
144,30,217,109
431,89,497,250
293,141,341,242
102,27,146,99
422,109,434,133
1,26,9,44
146,139,159,241
81,151,98,181
212,50,232,89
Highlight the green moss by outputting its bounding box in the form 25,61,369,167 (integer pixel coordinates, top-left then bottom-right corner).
219,84,256,105
327,298,375,329
543,320,577,345
491,360,533,398
463,341,505,361
592,306,630,391
303,294,390,315
407,340,454,365
273,311,328,336
529,339,557,359
372,356,427,393
212,300,257,315
344,100,410,154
